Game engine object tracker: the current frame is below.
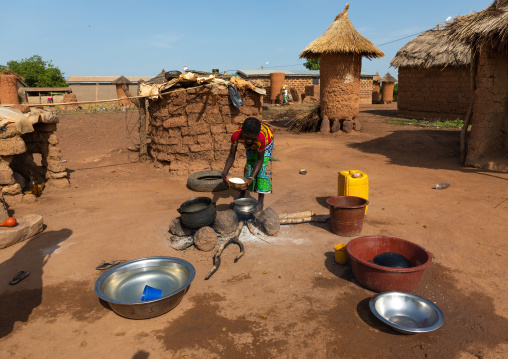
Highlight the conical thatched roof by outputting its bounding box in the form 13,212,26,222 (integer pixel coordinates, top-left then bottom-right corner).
381,72,397,83
112,75,132,84
0,69,25,80
148,69,167,84
390,29,471,69
373,72,382,81
446,0,508,52
299,3,384,59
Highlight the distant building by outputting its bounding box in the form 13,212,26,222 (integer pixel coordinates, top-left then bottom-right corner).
237,69,374,104
66,76,152,102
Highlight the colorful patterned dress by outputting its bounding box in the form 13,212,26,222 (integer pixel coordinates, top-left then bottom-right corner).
231,124,274,193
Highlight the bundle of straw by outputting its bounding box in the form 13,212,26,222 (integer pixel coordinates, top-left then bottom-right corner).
286,106,321,133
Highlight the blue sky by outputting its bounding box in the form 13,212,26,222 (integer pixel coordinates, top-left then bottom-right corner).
1,0,493,80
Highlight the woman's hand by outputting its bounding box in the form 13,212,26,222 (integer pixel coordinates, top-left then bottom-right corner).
242,177,254,190
222,172,230,187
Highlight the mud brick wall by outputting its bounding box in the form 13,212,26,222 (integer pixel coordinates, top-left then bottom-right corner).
0,121,68,206
148,85,263,175
239,76,317,103
397,66,472,121
359,78,373,104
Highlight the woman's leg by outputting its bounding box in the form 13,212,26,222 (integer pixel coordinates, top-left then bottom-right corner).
257,193,265,211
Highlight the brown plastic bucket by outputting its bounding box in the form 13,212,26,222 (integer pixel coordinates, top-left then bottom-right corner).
326,196,368,236
346,235,432,292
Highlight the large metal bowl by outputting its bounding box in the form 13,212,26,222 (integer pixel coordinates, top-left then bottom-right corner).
94,257,195,319
369,292,444,334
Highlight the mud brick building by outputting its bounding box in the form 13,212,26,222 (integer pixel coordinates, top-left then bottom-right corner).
391,29,472,121
147,84,263,175
238,70,375,105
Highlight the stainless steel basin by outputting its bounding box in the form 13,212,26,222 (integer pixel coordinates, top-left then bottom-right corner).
94,256,195,319
369,292,444,334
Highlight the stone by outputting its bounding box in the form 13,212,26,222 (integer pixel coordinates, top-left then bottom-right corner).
21,193,37,203
2,183,22,195
354,118,362,131
0,214,44,249
193,226,217,251
46,171,68,179
0,168,15,185
168,235,194,250
213,210,239,235
342,120,354,133
46,159,66,172
0,197,8,222
0,137,26,156
254,207,280,236
320,116,330,134
0,125,20,140
48,133,59,145
0,156,12,169
3,194,22,207
13,172,26,188
47,145,62,159
163,116,187,128
330,120,341,133
47,178,70,188
169,217,193,237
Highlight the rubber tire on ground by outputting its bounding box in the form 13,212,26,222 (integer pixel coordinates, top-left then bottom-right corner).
187,170,229,192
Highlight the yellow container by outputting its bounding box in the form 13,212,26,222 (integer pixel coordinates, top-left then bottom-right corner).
338,170,369,214
334,244,349,264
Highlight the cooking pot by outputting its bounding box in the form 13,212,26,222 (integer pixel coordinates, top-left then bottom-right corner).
177,197,216,229
232,198,258,216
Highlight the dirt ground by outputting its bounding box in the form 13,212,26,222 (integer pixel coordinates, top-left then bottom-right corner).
1,103,507,359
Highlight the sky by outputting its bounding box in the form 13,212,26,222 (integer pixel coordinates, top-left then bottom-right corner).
0,0,494,81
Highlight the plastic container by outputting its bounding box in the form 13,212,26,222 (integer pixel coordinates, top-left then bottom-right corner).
347,236,432,292
334,244,349,264
326,196,368,236
141,285,163,302
338,170,369,214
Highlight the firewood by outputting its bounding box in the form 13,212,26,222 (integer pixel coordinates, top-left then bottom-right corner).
280,214,330,224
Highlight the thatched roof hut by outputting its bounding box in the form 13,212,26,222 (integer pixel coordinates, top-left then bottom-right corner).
390,29,472,121
445,0,508,171
112,75,132,105
299,3,384,125
148,69,167,85
446,0,508,53
381,73,397,83
380,73,397,104
390,29,470,69
373,72,382,82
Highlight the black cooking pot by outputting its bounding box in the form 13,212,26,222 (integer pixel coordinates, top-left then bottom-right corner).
177,197,216,229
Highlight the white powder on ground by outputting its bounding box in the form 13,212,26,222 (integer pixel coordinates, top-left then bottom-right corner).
229,177,245,184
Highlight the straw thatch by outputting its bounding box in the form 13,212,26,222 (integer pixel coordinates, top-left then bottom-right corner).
381,73,397,83
299,4,384,60
0,69,25,80
446,0,508,52
373,72,382,82
112,75,132,84
148,69,167,84
390,29,471,69
286,106,321,133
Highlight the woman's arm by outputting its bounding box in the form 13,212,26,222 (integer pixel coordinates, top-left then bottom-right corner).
222,143,238,182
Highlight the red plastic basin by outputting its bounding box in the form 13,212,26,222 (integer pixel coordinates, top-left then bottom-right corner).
346,235,432,292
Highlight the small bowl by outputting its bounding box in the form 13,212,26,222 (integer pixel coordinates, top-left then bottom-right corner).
369,292,444,334
227,176,248,190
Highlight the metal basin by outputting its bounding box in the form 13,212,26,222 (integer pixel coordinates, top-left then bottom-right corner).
369,292,444,334
94,257,195,319
232,198,258,215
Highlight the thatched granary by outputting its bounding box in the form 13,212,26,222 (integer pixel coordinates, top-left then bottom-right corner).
446,0,508,171
380,72,397,104
112,75,132,106
299,3,383,126
372,72,382,103
0,69,24,105
390,29,472,120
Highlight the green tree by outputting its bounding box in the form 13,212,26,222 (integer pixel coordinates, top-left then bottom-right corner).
6,55,67,87
303,58,320,70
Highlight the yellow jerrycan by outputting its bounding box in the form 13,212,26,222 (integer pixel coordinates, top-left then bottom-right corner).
338,170,369,214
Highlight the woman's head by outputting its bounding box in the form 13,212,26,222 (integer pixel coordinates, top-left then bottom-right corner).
242,117,261,146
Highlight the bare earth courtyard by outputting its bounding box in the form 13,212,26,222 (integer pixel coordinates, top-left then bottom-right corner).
0,103,507,359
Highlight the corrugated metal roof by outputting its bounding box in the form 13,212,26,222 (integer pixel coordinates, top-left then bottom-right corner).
67,76,153,83
237,70,374,78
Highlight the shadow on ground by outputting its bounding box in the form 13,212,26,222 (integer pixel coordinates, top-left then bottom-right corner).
0,228,72,339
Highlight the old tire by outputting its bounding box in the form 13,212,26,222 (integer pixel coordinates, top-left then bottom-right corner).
187,170,228,192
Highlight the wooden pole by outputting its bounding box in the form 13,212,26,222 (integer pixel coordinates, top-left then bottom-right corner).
461,52,478,164
122,82,147,162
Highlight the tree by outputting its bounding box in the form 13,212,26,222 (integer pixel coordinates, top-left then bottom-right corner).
6,55,67,87
303,58,320,70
